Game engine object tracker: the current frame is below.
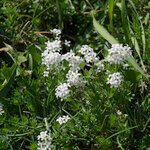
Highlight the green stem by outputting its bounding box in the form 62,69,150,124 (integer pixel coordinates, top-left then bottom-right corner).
56,0,63,29
19,105,23,120
44,117,49,131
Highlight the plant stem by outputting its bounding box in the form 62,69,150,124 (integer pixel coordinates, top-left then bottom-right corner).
56,0,63,29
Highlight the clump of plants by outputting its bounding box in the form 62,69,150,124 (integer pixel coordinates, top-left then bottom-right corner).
0,0,150,150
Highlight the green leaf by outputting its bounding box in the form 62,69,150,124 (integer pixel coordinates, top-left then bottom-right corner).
28,45,41,68
127,55,148,78
121,0,130,42
0,63,17,97
108,0,115,27
17,55,27,65
28,54,33,70
92,12,118,44
128,0,146,59
4,43,16,63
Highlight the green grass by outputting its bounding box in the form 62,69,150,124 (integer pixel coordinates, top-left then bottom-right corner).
0,0,150,149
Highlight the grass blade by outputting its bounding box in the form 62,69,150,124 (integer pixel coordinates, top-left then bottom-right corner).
129,26,146,71
92,12,118,44
128,0,146,57
127,55,148,78
108,0,115,28
121,0,130,43
106,126,138,139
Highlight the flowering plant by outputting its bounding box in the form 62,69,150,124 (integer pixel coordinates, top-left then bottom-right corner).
0,0,149,150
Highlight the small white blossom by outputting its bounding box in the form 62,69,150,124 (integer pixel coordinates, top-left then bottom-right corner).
95,62,104,73
0,104,4,115
37,131,52,150
45,40,61,53
55,83,70,101
124,114,128,118
43,71,49,77
70,56,83,71
84,51,99,63
107,72,123,88
50,28,61,37
66,70,81,86
80,45,93,55
64,40,71,47
61,51,83,71
56,115,70,125
123,63,129,69
42,51,62,68
106,44,131,64
80,45,99,63
61,51,75,62
117,110,122,116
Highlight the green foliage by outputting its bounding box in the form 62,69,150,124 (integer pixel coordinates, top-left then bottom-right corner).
0,0,150,149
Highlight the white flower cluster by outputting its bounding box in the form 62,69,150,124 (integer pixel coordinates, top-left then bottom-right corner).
79,45,99,63
50,28,61,38
42,50,61,68
106,44,131,64
62,51,83,71
56,115,70,125
42,29,132,97
55,45,105,100
107,72,123,88
55,55,83,100
66,70,81,86
45,40,62,53
95,62,105,73
0,104,4,115
55,83,70,101
41,29,63,77
41,31,62,77
37,131,52,150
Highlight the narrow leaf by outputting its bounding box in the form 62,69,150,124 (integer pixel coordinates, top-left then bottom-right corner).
121,0,130,42
92,14,118,44
108,0,115,26
127,55,148,78
0,63,17,97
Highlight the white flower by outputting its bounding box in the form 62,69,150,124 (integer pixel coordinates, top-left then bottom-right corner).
107,72,123,88
80,45,99,63
61,51,75,62
45,40,61,53
56,115,70,125
80,45,93,55
37,131,52,150
106,44,131,64
0,104,4,115
66,70,81,86
43,71,49,77
69,56,83,71
38,131,49,141
95,62,104,73
117,110,122,116
50,28,61,37
61,51,83,71
42,39,62,69
42,51,61,68
84,51,99,63
64,40,71,47
55,83,70,101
